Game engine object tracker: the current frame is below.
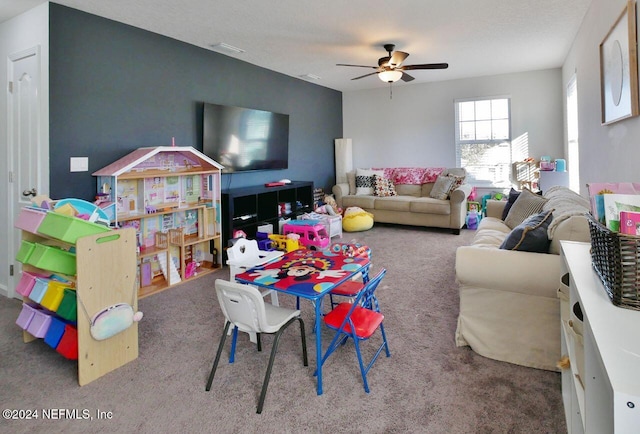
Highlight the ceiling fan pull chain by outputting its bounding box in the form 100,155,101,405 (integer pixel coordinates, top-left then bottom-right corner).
389,82,393,99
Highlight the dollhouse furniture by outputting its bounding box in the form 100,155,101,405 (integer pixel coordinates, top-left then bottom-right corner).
93,146,223,298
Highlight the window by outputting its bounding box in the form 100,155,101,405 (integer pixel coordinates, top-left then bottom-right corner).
455,97,511,187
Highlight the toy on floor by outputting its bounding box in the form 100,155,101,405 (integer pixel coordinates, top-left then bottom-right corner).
315,194,342,216
268,233,302,252
342,207,374,232
466,211,480,230
282,220,330,250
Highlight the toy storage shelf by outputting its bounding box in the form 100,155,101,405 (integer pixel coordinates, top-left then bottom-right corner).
18,228,138,386
93,146,223,299
559,241,640,433
221,181,314,248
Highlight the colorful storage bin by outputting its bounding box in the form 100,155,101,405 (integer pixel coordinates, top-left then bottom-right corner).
15,240,36,263
26,243,76,275
16,303,37,330
40,281,70,312
26,308,52,338
56,288,77,322
28,277,50,303
37,212,110,244
14,207,48,233
56,324,78,360
44,317,67,349
15,271,38,297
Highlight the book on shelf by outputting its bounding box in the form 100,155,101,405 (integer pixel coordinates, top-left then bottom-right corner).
619,211,640,235
603,193,640,232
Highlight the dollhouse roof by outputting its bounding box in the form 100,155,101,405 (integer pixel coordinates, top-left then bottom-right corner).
92,146,224,177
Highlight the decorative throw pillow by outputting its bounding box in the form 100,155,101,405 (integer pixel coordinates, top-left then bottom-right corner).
504,188,549,229
500,210,554,252
355,169,384,195
429,175,455,200
346,170,356,195
446,174,466,197
373,174,397,197
501,188,521,220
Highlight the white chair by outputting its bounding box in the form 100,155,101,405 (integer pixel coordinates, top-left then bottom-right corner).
205,279,308,414
226,238,284,343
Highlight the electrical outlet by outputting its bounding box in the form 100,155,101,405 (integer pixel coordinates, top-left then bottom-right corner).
70,157,89,172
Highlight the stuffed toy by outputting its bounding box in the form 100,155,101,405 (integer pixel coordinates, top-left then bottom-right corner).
342,206,374,232
323,195,341,215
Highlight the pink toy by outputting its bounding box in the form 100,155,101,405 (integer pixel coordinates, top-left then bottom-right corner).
282,221,330,250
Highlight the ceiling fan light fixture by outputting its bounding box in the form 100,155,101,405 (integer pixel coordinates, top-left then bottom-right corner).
378,70,403,83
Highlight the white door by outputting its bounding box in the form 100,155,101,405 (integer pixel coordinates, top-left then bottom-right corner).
7,46,43,299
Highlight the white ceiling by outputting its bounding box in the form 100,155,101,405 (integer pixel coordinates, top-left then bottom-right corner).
1,0,593,92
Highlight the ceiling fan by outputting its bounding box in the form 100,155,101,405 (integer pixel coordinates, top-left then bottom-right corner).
337,44,448,83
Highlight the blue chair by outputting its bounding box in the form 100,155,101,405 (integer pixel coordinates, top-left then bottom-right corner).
320,268,389,393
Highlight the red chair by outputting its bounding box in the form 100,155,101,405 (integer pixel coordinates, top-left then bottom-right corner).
320,268,389,393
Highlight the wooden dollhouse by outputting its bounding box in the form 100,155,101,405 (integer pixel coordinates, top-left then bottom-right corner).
93,146,223,297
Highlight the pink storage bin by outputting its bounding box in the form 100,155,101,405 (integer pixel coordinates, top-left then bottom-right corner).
15,271,51,297
26,308,53,338
15,303,37,330
14,207,48,233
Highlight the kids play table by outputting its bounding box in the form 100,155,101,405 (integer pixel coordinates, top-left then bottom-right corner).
235,242,370,395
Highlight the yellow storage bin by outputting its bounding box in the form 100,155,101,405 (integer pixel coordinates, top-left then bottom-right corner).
40,281,71,312
37,212,110,244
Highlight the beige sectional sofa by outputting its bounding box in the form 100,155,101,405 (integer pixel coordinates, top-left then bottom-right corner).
455,186,591,371
332,168,472,234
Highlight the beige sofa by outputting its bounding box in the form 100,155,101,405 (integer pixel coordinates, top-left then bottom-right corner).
454,186,591,371
332,168,473,234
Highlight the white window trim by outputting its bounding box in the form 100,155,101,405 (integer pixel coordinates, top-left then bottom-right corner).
454,96,512,188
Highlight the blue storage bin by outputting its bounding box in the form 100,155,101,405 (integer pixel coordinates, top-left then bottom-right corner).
44,316,67,349
28,277,50,304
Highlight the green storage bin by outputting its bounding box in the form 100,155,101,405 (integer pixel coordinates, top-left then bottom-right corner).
56,288,77,321
26,243,76,276
16,240,36,263
37,212,110,244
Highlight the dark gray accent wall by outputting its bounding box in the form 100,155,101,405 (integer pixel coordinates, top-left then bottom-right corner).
49,4,342,201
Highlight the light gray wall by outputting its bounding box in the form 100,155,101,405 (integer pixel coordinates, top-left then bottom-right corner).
343,69,564,175
0,3,49,297
562,0,640,196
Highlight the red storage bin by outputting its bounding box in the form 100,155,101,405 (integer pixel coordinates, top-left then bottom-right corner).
56,324,78,360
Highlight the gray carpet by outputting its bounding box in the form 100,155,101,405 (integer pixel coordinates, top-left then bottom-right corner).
0,225,566,433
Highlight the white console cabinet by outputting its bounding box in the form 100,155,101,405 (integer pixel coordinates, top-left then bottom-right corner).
560,241,640,433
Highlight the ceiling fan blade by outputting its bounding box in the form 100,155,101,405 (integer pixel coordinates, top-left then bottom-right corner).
389,51,409,67
401,72,415,82
337,63,377,69
401,63,449,70
351,72,378,80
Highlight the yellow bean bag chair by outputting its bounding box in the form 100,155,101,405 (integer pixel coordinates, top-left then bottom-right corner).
342,207,374,232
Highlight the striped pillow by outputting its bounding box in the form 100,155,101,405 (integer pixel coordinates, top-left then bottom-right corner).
504,188,549,229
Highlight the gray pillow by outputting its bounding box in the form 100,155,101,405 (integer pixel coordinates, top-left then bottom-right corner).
504,188,548,229
500,210,554,252
429,175,455,200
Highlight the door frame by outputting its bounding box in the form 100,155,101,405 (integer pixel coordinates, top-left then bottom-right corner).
6,45,48,299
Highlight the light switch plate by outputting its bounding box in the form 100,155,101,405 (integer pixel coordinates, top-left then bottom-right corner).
70,157,89,172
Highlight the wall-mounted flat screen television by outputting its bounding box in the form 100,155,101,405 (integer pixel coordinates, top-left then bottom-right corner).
202,102,289,173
